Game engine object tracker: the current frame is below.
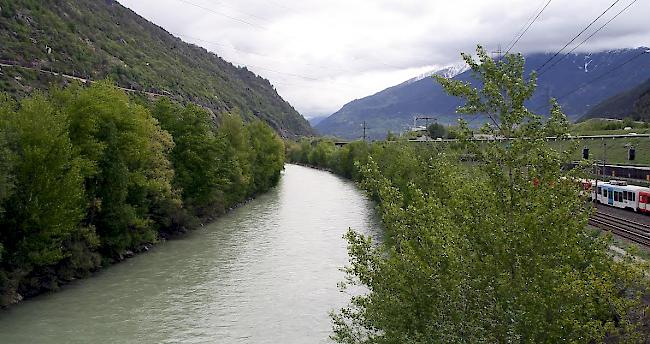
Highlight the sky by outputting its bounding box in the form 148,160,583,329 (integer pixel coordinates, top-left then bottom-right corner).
117,0,650,118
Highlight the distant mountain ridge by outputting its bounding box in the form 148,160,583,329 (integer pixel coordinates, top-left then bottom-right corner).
0,0,314,137
316,48,650,139
307,115,329,126
582,76,650,121
404,63,471,84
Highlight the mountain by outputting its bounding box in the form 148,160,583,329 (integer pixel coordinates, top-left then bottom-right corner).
316,48,650,139
404,63,471,84
0,0,314,137
307,115,329,126
582,77,650,121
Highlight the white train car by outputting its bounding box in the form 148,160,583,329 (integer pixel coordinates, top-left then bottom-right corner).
592,180,650,213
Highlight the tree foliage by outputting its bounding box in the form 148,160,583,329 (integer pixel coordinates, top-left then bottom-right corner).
288,46,650,342
152,99,227,215
55,82,178,254
0,81,285,305
247,120,286,193
426,123,447,138
0,94,85,268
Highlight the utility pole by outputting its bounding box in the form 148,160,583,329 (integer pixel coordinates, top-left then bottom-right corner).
362,121,368,141
491,44,503,60
602,140,607,180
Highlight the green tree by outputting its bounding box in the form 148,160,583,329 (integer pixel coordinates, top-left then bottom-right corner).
0,94,85,268
336,141,369,180
247,120,285,193
308,140,336,168
56,82,177,254
152,99,228,215
0,96,13,216
217,113,253,206
331,46,649,343
426,122,447,138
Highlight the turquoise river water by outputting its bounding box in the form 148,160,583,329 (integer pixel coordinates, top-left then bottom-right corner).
0,164,379,343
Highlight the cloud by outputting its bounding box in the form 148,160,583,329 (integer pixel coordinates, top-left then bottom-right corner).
117,0,650,117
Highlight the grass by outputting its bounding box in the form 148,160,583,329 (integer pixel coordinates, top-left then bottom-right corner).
548,137,650,166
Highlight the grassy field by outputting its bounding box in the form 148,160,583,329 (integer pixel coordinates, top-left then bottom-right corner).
548,136,650,165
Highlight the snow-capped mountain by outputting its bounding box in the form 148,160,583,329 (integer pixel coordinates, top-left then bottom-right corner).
316,48,650,140
406,63,470,84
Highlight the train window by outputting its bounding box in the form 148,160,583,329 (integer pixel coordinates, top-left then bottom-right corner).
598,187,602,194
624,192,629,201
603,189,607,197
632,193,636,201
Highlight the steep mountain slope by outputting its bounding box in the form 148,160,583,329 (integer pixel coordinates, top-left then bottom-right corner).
0,0,313,137
317,49,650,139
582,77,650,121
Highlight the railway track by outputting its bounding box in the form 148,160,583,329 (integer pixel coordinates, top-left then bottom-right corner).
589,211,650,248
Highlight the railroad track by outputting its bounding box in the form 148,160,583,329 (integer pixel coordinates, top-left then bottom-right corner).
589,211,650,248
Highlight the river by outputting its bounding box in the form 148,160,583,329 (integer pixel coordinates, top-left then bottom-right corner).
0,164,379,344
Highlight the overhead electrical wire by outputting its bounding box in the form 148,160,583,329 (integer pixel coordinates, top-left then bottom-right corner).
178,33,356,74
553,49,649,101
203,0,271,24
168,0,645,120
175,33,360,89
504,0,547,52
529,49,649,115
505,0,553,54
169,0,408,80
174,0,267,30
536,0,622,72
538,0,639,76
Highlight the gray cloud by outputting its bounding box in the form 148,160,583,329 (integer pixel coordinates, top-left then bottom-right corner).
118,0,650,117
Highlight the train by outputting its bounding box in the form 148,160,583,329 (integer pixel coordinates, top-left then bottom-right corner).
582,179,650,213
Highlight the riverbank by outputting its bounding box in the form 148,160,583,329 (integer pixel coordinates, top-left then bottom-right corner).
0,164,380,344
287,139,650,342
0,84,286,309
1,191,267,309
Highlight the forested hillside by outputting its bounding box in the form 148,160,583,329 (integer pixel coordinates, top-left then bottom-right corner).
0,82,285,307
583,77,650,121
0,0,313,137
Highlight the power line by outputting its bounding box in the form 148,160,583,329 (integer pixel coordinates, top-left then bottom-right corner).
538,0,639,76
503,0,546,52
173,33,370,90
530,49,648,114
173,0,267,30
528,50,650,116
505,0,553,54
536,0,622,72
203,0,271,24
178,33,355,74
554,49,648,101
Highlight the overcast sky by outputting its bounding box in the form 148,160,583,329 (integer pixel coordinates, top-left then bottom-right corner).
117,0,649,118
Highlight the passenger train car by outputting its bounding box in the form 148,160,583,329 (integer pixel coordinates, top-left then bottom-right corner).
588,180,650,213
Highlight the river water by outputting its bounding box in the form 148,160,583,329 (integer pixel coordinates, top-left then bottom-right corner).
0,164,379,344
